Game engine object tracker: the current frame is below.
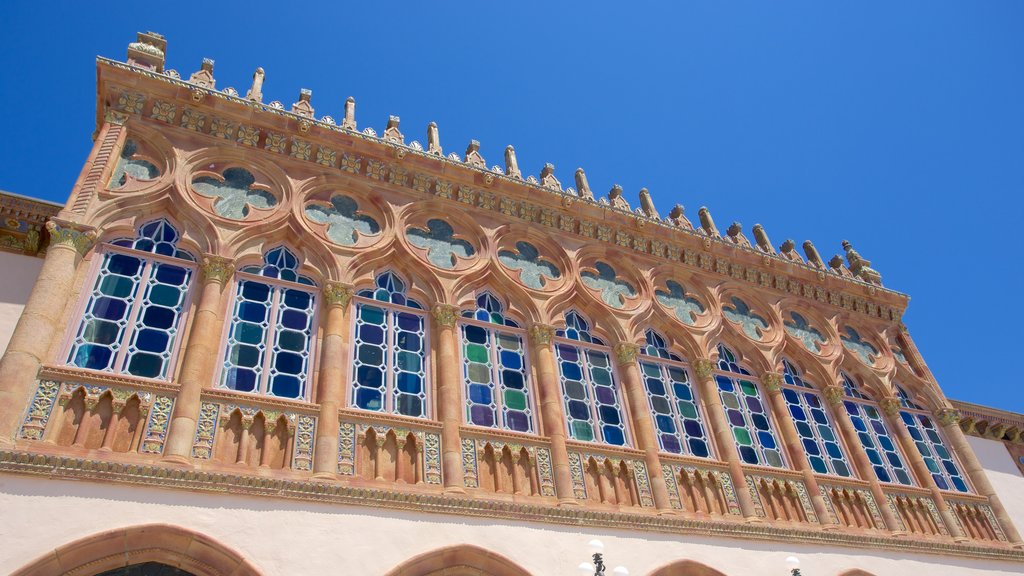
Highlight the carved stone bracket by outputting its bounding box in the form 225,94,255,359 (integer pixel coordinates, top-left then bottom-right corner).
692,358,714,380
761,372,783,394
879,397,901,417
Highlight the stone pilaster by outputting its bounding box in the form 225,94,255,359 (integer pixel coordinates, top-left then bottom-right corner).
528,323,577,504
312,283,354,478
432,304,466,494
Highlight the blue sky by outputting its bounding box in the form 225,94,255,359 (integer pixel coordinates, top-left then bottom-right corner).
1,2,1021,410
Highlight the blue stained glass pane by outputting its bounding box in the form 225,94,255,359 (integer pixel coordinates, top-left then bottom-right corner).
396,372,422,393
356,365,384,389
397,395,423,417
598,405,621,425
690,439,710,458
789,405,806,421
568,400,590,420
875,466,892,483
107,254,142,276
810,457,828,474
397,332,421,352
716,376,734,392
646,377,666,397
886,452,903,468
275,352,303,374
499,350,522,369
556,344,579,362
952,477,968,492
595,386,616,405
142,306,175,330
656,414,676,432
470,404,495,426
359,324,385,345
283,289,311,309
224,367,257,392
751,414,769,431
802,438,820,455
560,361,582,381
895,470,912,485
673,383,692,401
134,328,169,353
397,313,421,332
728,410,745,427
602,426,625,446
662,435,682,453
93,297,128,320
933,475,949,490
796,421,813,438
355,387,383,410
683,419,703,438
469,384,491,404
238,301,268,323
782,389,799,403
866,448,882,465
739,446,758,464
271,375,301,398
502,370,524,389
74,344,112,370
826,443,843,459
506,411,529,432
231,344,261,367
360,305,385,324
758,431,777,449
242,281,271,302
126,353,162,378
281,309,308,330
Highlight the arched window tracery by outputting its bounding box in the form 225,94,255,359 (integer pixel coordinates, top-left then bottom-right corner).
895,384,971,493
780,359,852,477
639,330,712,457
714,344,785,468
220,246,317,399
67,219,195,380
554,311,629,446
459,293,534,433
350,271,428,417
840,372,914,486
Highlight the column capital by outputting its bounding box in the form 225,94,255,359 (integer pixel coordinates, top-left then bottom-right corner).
613,342,640,364
200,255,234,285
934,407,961,427
692,358,714,379
528,323,556,345
431,304,458,328
761,372,783,393
823,384,845,407
879,396,901,417
323,282,355,308
45,219,97,256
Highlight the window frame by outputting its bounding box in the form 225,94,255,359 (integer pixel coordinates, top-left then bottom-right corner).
840,373,917,487
778,359,854,479
637,346,715,459
895,384,973,493
713,345,788,469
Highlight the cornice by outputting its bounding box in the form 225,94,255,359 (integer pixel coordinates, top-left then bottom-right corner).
95,57,909,324
951,399,1024,444
0,449,1020,563
0,190,61,258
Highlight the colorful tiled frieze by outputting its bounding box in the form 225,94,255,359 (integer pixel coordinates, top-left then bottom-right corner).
567,449,655,507
460,436,556,497
189,398,316,471
660,462,741,515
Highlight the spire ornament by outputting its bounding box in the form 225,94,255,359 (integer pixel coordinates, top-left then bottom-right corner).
341,97,357,130
698,207,720,237
245,67,265,103
427,122,442,155
504,146,521,178
638,188,659,219
574,168,594,200
752,224,776,255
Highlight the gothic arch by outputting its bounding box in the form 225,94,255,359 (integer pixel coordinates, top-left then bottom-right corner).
647,559,728,576
838,570,878,576
382,544,532,576
10,524,260,576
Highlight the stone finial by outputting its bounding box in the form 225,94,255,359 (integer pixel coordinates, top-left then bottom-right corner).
638,188,659,219
779,239,804,263
341,97,357,130
752,224,776,255
843,240,882,285
666,204,694,230
427,122,443,155
726,222,752,248
697,207,720,237
540,164,561,190
803,240,826,269
291,89,314,118
383,116,404,144
575,168,594,200
608,185,630,211
188,58,216,89
127,31,166,72
503,146,521,178
464,140,486,168
828,254,853,277
245,67,265,103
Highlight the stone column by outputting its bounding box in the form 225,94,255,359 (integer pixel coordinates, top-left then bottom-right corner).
821,383,904,533
528,324,577,504
761,371,836,528
935,407,1024,547
312,283,354,478
880,396,967,541
691,358,760,522
0,220,96,445
161,255,233,464
614,342,673,514
432,304,466,494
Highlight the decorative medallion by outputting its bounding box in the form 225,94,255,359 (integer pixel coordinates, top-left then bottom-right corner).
581,261,636,309
192,167,277,220
405,219,475,269
304,195,380,246
497,241,561,289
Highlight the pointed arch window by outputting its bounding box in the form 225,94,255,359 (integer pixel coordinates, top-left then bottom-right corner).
460,293,535,433
896,384,970,493
780,359,852,477
714,344,785,468
554,311,629,446
220,247,317,399
67,219,195,379
639,330,712,457
841,373,914,486
350,272,428,417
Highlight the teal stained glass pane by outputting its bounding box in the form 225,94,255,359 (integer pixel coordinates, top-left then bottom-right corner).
504,389,527,411
572,420,594,441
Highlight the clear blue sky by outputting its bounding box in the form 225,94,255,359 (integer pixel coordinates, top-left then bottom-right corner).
2,2,1021,410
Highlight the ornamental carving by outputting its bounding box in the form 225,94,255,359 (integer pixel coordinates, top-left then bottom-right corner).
109,139,159,189
304,194,380,247
655,280,705,326
581,261,636,309
497,241,560,290
45,221,96,255
935,408,961,427
406,219,476,269
692,358,714,380
614,342,640,364
841,326,878,366
200,255,234,285
723,297,768,341
784,312,826,353
432,304,458,328
323,282,354,307
191,167,277,220
528,324,555,345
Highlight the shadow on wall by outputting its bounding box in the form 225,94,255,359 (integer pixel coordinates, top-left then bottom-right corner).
0,252,43,354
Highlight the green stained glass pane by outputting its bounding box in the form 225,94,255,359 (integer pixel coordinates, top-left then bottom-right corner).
397,351,420,372
466,343,489,364
722,393,740,410
234,322,263,345
504,389,527,410
739,380,758,396
99,274,134,298
572,420,594,441
678,401,698,419
83,320,120,345
149,284,181,307
925,457,940,474
641,362,660,377
491,313,503,325
497,333,520,350
764,450,784,468
591,368,611,386
468,362,490,384
588,353,608,368
734,427,752,446
865,406,879,419
277,329,305,352
360,305,385,324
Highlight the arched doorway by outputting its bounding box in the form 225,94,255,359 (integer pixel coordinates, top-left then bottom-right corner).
383,544,532,576
11,524,261,576
648,559,728,576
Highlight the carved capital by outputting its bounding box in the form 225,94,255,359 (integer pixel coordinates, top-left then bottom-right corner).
614,342,640,364
823,384,845,407
200,255,234,285
432,304,458,328
45,220,96,256
934,408,961,427
692,358,714,380
323,282,354,308
761,372,783,394
528,323,556,345
879,397,901,417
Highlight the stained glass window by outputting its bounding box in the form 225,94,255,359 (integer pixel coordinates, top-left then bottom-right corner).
460,293,533,432
554,311,629,446
68,219,194,380
714,344,785,468
221,247,316,399
350,272,428,417
780,359,852,477
841,373,914,486
896,384,970,493
640,330,711,457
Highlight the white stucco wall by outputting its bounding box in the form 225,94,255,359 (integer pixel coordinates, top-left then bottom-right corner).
0,251,43,355
1,474,1022,576
968,435,1024,528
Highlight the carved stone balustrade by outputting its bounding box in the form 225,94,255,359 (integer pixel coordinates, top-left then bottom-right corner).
565,441,655,509
460,427,556,500
659,455,741,518
335,408,443,488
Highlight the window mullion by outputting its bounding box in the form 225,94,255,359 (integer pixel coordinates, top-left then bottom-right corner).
489,328,503,430
582,348,603,444
386,307,395,414
259,285,281,396
113,257,152,372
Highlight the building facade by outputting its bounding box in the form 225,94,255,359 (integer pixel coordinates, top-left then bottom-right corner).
1,32,1023,575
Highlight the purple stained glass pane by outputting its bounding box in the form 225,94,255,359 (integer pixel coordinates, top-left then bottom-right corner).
506,411,530,432
556,344,579,362
728,409,745,427
595,385,616,405
745,396,763,413
470,404,495,427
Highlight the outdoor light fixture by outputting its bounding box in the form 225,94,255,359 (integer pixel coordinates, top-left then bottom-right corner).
785,556,802,576
578,539,628,575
